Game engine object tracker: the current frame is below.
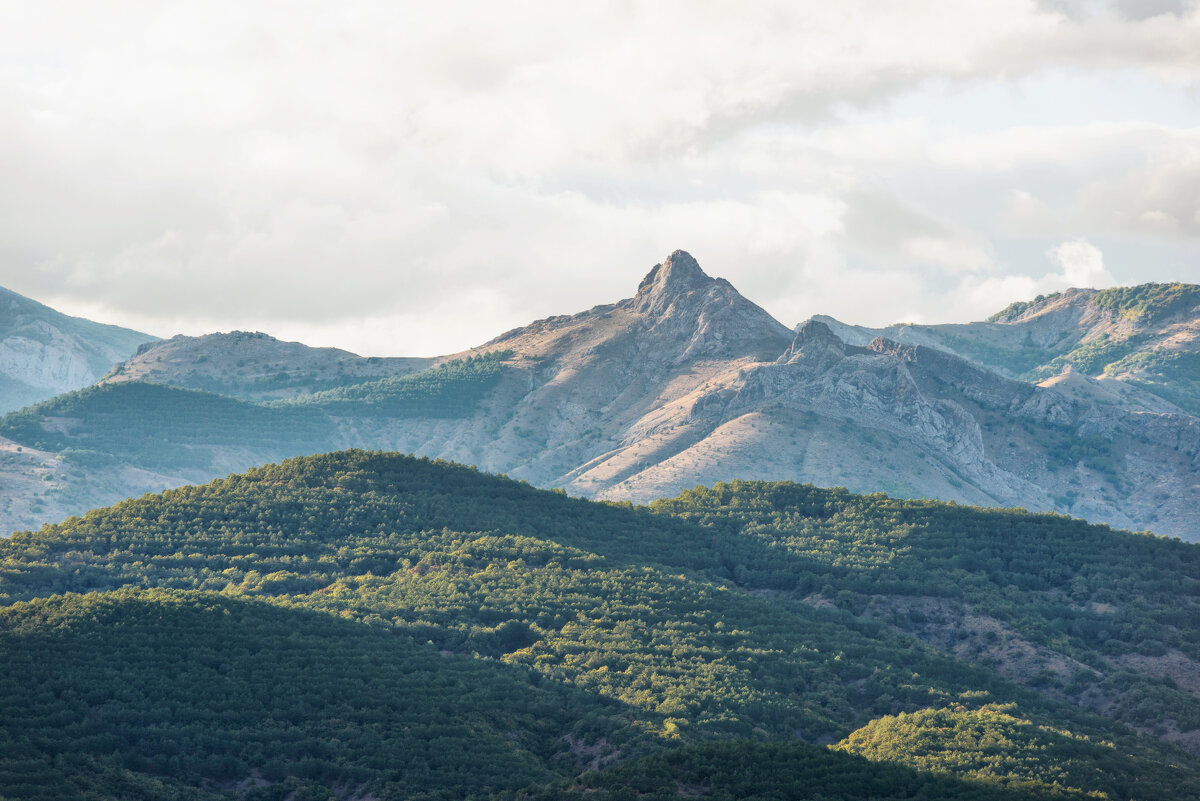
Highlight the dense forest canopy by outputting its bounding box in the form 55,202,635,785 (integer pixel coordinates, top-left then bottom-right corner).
2,450,1199,800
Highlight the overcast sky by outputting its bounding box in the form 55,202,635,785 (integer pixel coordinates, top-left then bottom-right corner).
2,1,1199,356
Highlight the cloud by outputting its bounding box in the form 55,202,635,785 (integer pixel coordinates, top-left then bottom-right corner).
941,238,1118,323
840,189,994,273
1047,239,1117,287
0,2,1198,354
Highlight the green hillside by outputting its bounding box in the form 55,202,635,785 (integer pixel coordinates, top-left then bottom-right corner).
649,482,1200,736
0,589,641,801
837,704,1181,798
281,350,511,417
0,382,336,470
1,453,1039,742
968,283,1200,412
2,451,1199,799
512,739,1054,800
0,353,510,475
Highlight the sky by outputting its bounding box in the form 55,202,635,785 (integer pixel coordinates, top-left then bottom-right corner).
1,0,1199,357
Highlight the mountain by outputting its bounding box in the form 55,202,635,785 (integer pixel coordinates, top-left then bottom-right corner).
103,330,433,402
3,253,1200,540
0,251,794,535
2,451,1199,799
813,283,1200,415
0,285,154,413
365,249,796,493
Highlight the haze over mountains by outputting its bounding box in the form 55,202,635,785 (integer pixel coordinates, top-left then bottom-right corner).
3,250,1200,541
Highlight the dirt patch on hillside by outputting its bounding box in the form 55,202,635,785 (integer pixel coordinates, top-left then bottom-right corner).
830,593,1091,691
1116,650,1200,695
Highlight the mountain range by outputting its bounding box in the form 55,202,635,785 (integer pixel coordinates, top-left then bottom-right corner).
3,251,1199,541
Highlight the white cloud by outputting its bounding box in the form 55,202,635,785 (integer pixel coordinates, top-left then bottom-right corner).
0,1,1198,354
938,238,1118,324
1048,239,1117,287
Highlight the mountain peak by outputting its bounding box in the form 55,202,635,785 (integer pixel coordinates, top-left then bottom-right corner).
634,250,713,310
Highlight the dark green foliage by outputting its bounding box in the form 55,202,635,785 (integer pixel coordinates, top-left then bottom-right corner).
512,739,1053,800
987,294,1061,323
1031,334,1146,380
0,589,642,801
2,452,1200,799
283,351,511,417
1114,350,1200,414
0,452,1043,744
650,480,1200,735
0,744,218,801
651,479,1200,655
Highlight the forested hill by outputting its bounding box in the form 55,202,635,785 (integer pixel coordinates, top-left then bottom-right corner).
3,450,1200,799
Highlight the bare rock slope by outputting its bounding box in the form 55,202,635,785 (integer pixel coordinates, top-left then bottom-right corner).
813,283,1200,415
0,286,154,413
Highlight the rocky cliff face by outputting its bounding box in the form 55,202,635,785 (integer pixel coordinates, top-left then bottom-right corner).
538,317,1200,538
0,287,153,413
367,250,796,492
